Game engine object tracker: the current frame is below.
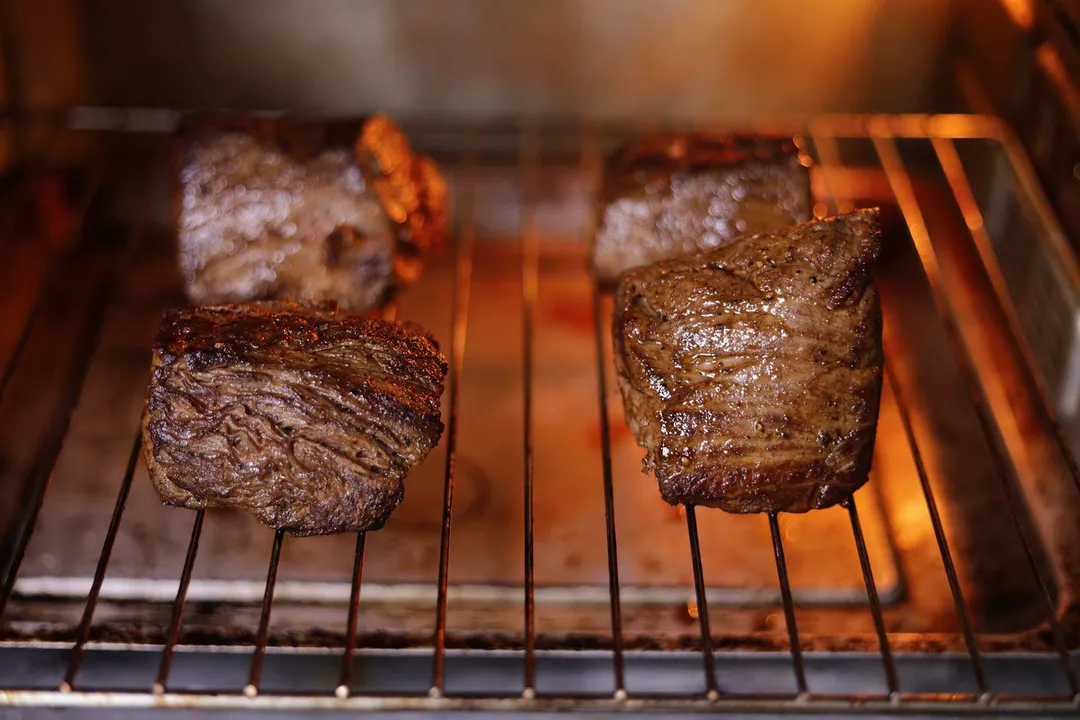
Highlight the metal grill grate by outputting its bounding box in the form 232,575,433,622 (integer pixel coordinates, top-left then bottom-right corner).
0,113,1078,715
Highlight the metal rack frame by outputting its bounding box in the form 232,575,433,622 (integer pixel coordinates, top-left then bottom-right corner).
0,112,1078,715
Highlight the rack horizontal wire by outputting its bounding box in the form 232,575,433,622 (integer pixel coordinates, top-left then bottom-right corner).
0,113,1077,715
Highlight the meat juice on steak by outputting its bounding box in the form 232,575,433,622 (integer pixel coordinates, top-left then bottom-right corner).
612,209,883,513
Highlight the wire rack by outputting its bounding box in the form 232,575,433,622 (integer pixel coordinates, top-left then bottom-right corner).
0,112,1078,715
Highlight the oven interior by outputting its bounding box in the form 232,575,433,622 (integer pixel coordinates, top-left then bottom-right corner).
1,1,1080,716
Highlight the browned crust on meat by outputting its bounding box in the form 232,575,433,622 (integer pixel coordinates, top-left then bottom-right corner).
141,301,446,535
593,132,813,283
612,209,883,514
599,132,812,202
356,116,449,264
658,458,869,513
177,113,448,311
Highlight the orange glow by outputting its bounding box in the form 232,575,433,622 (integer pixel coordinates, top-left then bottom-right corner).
1000,0,1034,30
893,492,933,549
33,176,80,248
662,498,687,521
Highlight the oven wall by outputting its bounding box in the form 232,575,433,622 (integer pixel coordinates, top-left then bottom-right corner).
1,0,88,170
80,0,952,120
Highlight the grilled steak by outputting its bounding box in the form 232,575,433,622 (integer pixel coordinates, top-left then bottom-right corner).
141,302,447,535
612,209,883,513
178,114,448,312
593,133,813,284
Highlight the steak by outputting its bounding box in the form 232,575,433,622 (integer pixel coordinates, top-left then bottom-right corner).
141,302,447,535
177,114,448,312
612,209,883,513
593,132,813,284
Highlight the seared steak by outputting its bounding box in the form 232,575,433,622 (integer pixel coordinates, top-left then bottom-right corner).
141,302,447,535
178,114,448,312
593,133,812,283
612,209,883,513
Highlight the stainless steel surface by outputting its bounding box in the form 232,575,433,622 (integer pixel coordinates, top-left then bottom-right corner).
0,114,1077,715
80,0,949,121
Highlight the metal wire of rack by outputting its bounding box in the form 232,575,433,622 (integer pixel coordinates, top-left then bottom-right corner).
0,112,1077,715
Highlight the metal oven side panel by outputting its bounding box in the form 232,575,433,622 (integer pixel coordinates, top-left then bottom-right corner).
77,0,949,120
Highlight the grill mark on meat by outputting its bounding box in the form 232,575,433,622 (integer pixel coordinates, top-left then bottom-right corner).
142,302,447,536
613,209,883,514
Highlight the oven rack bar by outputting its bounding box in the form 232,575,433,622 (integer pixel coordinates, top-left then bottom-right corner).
429,131,479,697
809,128,995,694
153,508,204,694
584,121,629,699
0,114,1076,715
845,497,900,696
520,123,541,698
869,123,1078,695
334,527,368,698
